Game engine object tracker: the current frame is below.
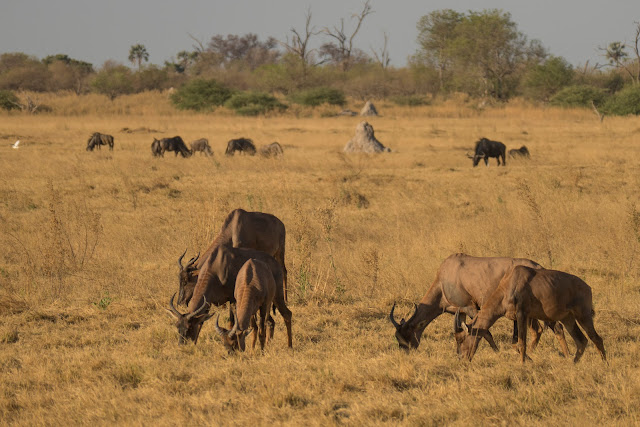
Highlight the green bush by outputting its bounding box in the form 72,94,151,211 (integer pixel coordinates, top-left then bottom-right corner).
224,92,287,116
289,87,346,107
170,79,233,111
389,95,429,106
549,85,607,108
0,90,20,110
602,86,640,116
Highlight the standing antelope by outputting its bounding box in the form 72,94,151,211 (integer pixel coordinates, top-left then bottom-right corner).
460,266,606,363
215,259,276,352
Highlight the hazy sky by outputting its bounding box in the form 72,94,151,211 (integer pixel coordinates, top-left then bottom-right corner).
1,0,637,68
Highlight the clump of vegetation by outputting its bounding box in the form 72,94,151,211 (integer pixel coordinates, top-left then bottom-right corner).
170,79,233,111
602,86,640,116
225,91,287,116
0,90,19,111
389,95,429,106
289,87,346,107
549,85,608,108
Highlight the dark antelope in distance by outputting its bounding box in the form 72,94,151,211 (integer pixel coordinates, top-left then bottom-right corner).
459,266,606,364
225,137,256,156
215,259,276,352
508,145,530,158
167,245,292,348
152,136,191,157
259,142,284,158
467,137,506,166
86,132,114,151
178,208,287,306
389,254,569,355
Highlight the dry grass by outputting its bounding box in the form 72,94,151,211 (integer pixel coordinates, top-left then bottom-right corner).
1,92,640,425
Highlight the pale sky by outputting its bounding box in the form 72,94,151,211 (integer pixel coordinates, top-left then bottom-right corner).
0,0,637,68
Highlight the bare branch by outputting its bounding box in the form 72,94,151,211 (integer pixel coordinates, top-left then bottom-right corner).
371,32,391,69
590,100,605,122
187,33,206,53
322,0,374,71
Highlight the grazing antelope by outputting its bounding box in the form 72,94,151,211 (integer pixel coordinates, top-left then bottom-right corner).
460,266,606,364
168,245,292,348
177,209,287,306
508,145,530,159
389,254,569,356
225,138,256,156
215,259,276,352
467,137,506,166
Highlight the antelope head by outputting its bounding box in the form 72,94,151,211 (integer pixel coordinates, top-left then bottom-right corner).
389,303,422,350
214,310,250,353
165,293,213,345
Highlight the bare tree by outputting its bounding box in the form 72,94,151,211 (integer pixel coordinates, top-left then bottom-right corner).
280,8,320,78
600,22,640,85
321,0,374,72
371,31,391,69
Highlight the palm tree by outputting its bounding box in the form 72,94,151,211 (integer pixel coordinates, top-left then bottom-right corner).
128,44,149,69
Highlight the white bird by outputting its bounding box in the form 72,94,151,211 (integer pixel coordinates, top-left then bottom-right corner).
12,140,20,149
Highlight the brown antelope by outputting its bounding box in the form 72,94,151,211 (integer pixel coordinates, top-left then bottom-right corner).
389,253,569,356
215,259,276,352
178,208,287,306
459,266,606,363
168,245,292,348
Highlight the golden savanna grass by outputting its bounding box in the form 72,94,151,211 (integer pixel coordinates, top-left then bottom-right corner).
1,92,640,425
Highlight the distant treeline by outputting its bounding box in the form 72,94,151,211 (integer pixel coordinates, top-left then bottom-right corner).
1,9,639,115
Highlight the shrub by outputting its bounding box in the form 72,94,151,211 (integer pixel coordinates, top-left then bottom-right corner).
224,91,287,116
170,79,233,111
602,86,640,116
0,90,19,110
389,95,429,106
549,85,607,108
289,87,346,107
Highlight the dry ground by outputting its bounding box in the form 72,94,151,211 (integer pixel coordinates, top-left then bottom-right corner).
1,93,640,425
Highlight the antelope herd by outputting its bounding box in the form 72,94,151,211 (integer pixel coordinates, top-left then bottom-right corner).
164,208,605,364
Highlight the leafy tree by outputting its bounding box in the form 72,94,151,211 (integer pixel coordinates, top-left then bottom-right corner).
91,61,134,100
128,44,149,70
0,90,20,110
415,9,463,91
206,33,279,70
170,78,233,111
601,22,640,85
165,50,199,73
0,53,51,91
522,56,574,101
43,54,93,93
133,65,169,92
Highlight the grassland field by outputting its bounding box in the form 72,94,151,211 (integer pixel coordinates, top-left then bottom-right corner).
1,91,640,425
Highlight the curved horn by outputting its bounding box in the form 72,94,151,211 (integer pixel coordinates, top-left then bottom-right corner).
214,314,227,336
389,303,401,329
166,293,183,319
178,249,187,271
186,252,200,269
186,296,209,320
228,308,239,337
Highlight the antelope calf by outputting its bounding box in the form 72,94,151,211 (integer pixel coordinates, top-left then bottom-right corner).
461,266,607,363
215,259,276,352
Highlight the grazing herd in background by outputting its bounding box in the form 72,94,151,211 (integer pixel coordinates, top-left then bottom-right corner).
83,132,530,166
81,130,603,363
83,132,283,158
